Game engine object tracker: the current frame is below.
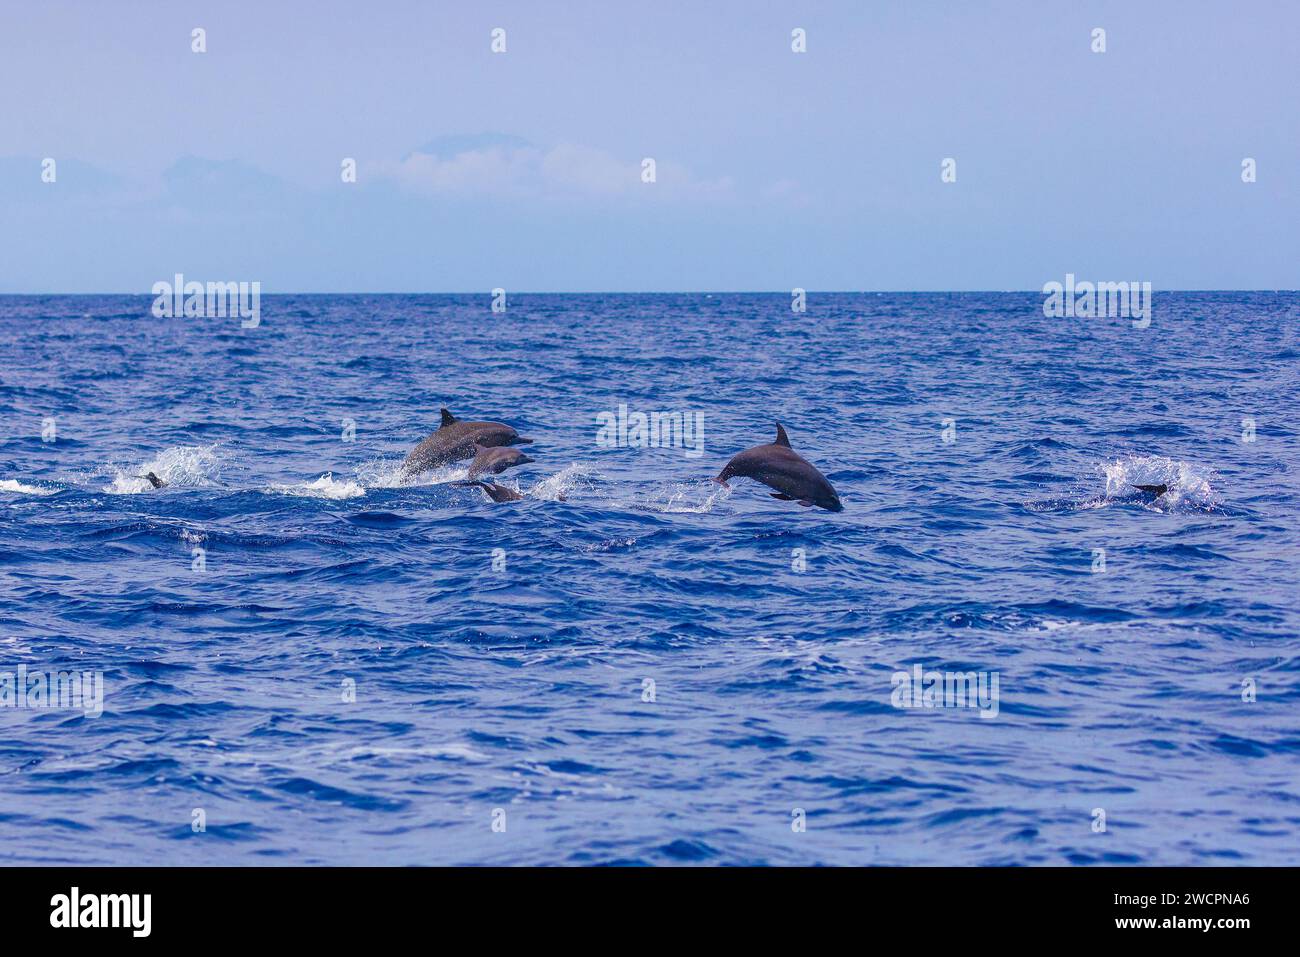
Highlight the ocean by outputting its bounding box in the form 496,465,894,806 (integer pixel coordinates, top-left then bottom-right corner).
1,291,1297,865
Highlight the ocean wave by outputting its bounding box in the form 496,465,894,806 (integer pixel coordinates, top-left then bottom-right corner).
5,291,1298,867
0,478,59,496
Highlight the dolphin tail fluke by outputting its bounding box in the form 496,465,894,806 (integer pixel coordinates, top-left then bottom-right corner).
774,423,791,448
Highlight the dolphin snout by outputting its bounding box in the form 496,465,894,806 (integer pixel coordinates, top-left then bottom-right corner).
519,454,536,465
515,436,534,445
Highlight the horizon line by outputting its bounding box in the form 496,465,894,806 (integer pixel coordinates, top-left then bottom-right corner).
3,288,1299,296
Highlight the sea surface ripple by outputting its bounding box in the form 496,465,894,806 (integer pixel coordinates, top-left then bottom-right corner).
1,292,1298,865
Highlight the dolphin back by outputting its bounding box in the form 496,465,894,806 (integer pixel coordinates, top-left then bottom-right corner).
402,417,520,474
716,430,843,511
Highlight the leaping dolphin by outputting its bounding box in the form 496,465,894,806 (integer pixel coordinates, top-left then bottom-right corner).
141,472,166,488
402,408,532,476
714,422,843,511
466,443,534,479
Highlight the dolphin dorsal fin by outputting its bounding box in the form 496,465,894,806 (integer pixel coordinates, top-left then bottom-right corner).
440,408,458,428
774,423,792,448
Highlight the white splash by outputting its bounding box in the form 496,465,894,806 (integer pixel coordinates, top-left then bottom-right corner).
0,478,58,496
105,474,156,494
270,473,367,500
104,444,224,494
1100,454,1218,510
529,463,599,501
356,455,468,489
630,479,731,514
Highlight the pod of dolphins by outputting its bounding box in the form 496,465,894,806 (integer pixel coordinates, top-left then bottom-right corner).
134,408,1176,512
403,407,845,512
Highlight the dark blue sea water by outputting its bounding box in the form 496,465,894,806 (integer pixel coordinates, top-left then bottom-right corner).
1,292,1297,866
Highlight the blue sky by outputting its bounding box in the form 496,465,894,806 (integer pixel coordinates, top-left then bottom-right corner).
1,0,1296,291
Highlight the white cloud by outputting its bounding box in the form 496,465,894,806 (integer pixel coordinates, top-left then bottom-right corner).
375,141,734,203
379,144,540,196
